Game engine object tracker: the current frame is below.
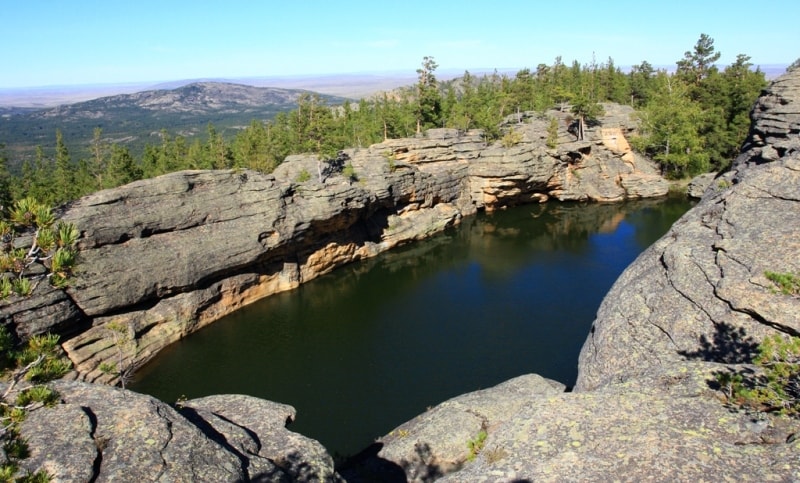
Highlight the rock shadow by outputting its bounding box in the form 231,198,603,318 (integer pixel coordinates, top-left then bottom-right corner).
678,321,759,364
678,321,774,412
337,442,449,483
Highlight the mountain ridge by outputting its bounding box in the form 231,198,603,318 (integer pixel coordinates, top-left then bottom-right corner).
0,81,349,163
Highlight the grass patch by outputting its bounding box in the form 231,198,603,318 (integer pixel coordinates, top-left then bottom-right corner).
765,271,800,296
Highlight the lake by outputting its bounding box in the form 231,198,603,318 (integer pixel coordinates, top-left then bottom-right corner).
130,195,693,458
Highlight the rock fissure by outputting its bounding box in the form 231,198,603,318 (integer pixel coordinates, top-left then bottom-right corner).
659,253,720,328
154,404,174,469
626,317,663,366
81,405,103,483
648,319,680,351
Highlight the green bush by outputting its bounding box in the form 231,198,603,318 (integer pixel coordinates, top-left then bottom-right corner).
501,128,523,148
295,168,311,183
342,163,358,182
466,430,487,461
546,117,559,149
716,334,800,416
0,325,71,482
0,198,79,299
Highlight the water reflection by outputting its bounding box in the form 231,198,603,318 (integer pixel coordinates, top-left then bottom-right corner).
130,196,693,458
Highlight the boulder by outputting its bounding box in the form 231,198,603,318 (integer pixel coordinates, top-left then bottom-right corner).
439,363,800,482
686,172,718,198
576,68,800,392
19,381,246,482
17,381,341,482
181,395,341,481
340,374,565,482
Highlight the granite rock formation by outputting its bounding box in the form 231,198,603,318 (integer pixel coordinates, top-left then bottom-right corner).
1,99,688,480
0,103,665,383
16,381,340,482
576,68,800,392
337,70,800,481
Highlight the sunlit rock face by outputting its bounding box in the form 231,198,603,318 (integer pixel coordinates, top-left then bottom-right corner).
9,69,800,481
345,70,800,483
1,102,667,380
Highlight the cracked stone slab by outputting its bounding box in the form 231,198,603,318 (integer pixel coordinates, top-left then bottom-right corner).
340,374,564,482
441,363,800,482
182,394,341,482
26,381,246,482
19,404,98,482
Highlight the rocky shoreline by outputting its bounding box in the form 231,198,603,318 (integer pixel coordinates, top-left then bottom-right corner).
3,102,665,384
5,66,800,481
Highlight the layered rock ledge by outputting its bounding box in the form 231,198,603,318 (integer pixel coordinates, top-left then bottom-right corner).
27,83,797,481
344,68,800,481
0,104,665,383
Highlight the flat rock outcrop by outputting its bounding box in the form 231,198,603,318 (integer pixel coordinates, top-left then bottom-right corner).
16,380,340,481
437,363,799,482
341,374,565,482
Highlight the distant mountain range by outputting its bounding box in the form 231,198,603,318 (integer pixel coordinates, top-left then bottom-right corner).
0,82,349,165
0,63,789,168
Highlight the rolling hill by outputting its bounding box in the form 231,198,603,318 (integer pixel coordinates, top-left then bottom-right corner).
0,82,350,166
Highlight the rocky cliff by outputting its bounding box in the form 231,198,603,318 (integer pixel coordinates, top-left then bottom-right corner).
2,101,682,480
341,69,800,482
0,103,665,384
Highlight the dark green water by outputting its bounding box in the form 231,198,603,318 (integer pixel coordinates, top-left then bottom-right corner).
130,196,693,457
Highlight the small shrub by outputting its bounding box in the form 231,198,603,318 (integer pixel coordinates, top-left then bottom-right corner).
15,386,59,408
9,198,38,226
342,163,358,182
49,248,77,288
55,221,79,248
466,430,487,461
546,116,559,149
0,199,80,293
102,320,138,389
0,277,12,299
12,278,32,297
382,150,398,172
295,168,311,183
34,228,56,253
715,334,800,416
501,128,523,148
0,326,70,482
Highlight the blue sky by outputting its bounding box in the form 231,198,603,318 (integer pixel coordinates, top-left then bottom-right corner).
2,0,798,88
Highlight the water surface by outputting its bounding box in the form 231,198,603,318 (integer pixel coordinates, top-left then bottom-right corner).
131,196,692,457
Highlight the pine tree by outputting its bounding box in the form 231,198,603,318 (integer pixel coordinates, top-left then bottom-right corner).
629,61,656,107
633,73,708,178
105,145,142,188
676,33,721,86
570,95,604,141
414,56,442,133
0,144,12,211
53,129,75,204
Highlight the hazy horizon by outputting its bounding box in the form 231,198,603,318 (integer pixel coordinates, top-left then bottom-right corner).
3,1,798,92
0,62,791,109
